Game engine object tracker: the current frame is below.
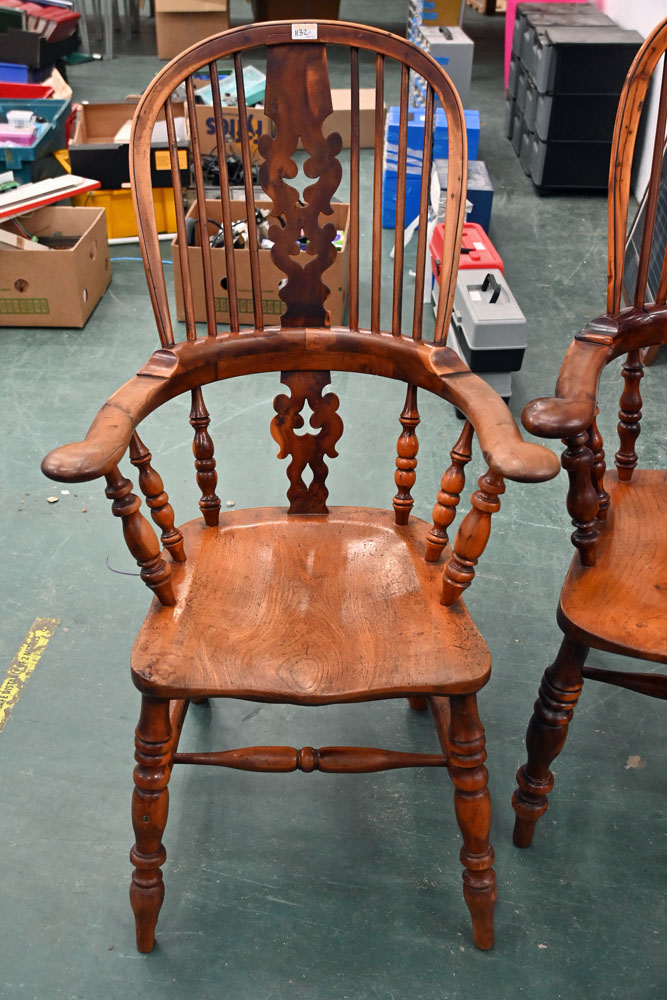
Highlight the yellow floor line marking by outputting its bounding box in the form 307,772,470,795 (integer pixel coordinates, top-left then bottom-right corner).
0,618,59,734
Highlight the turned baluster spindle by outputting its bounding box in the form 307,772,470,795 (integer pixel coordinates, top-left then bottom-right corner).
393,385,420,525
615,348,644,481
441,471,505,606
129,432,186,563
562,432,600,566
425,420,474,563
104,466,175,606
587,410,610,522
189,387,221,526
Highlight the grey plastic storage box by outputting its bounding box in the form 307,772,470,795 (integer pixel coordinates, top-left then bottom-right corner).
453,268,527,354
533,26,642,96
417,25,473,106
447,323,513,403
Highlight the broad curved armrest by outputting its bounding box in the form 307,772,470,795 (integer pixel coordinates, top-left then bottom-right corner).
41,376,172,483
522,333,611,440
41,328,561,486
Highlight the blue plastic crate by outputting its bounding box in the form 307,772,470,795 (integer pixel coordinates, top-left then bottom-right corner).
0,97,71,181
382,107,480,227
0,62,51,84
385,106,480,161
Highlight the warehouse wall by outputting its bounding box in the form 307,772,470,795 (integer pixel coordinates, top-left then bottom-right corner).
595,0,665,198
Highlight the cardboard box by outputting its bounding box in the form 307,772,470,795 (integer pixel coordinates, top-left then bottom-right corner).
193,103,273,163
69,101,190,189
0,206,111,327
172,199,349,327
325,89,381,148
155,0,229,60
192,88,380,162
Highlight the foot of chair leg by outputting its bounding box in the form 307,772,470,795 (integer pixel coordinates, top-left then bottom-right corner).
407,696,428,711
446,693,496,950
130,696,171,953
512,638,587,848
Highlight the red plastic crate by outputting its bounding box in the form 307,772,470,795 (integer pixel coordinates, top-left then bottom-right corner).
0,81,54,99
430,222,504,280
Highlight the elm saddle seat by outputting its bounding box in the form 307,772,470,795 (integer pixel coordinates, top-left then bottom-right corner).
42,21,559,955
511,16,667,876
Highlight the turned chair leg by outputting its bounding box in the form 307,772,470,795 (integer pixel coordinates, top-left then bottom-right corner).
512,637,588,848
407,696,428,711
438,693,496,950
130,696,172,953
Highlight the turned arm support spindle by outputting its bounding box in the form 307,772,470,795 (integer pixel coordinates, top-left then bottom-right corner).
425,420,474,563
104,466,176,606
561,431,600,566
129,431,186,563
615,348,644,481
393,384,420,525
190,386,221,526
441,470,505,606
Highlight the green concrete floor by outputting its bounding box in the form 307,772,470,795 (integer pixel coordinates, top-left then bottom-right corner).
1,2,665,998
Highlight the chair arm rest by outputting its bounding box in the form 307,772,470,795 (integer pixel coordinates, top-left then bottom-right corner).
521,334,611,440
41,376,170,483
448,371,561,484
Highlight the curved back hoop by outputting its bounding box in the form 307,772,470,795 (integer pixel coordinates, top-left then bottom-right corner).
129,20,468,350
608,17,667,315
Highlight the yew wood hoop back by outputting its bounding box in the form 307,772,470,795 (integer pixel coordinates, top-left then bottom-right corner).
129,20,468,351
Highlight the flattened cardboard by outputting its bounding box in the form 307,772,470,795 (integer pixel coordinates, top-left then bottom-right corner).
172,199,349,327
0,206,111,327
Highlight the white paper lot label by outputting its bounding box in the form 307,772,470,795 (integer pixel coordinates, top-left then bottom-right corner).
292,23,317,39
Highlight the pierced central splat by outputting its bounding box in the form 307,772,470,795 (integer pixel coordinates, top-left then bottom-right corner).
258,43,343,329
271,370,343,515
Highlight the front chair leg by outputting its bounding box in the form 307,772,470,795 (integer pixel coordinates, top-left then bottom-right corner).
130,696,172,953
512,637,588,848
440,693,496,950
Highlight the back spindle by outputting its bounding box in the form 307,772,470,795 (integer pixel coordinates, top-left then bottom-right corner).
425,420,474,563
412,84,434,341
209,60,240,333
235,50,263,331
186,75,217,337
190,387,221,526
370,53,385,333
632,60,667,309
165,98,196,340
349,46,360,332
391,62,410,337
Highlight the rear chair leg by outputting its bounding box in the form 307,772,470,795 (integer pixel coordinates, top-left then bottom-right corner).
130,696,172,953
435,693,496,949
407,696,428,711
512,637,588,848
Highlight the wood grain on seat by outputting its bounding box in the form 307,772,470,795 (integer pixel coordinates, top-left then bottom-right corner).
131,508,491,702
559,470,667,663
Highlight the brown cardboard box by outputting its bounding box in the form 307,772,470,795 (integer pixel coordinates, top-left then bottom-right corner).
193,103,273,163
326,89,382,147
0,206,111,328
172,199,349,327
155,0,229,60
191,88,381,162
69,101,190,189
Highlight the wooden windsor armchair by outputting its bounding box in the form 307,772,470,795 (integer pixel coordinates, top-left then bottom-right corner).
512,18,667,853
42,20,559,953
